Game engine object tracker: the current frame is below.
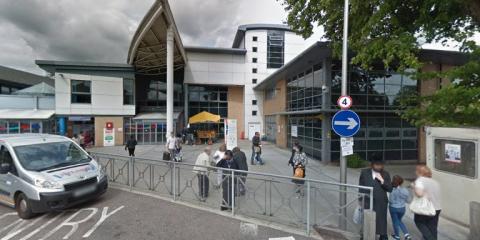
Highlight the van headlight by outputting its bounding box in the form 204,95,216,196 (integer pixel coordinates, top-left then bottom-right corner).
34,178,63,190
97,166,106,180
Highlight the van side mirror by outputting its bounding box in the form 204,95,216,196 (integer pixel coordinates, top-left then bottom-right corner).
0,163,11,174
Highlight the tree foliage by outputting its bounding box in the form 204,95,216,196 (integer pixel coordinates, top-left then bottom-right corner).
280,0,480,127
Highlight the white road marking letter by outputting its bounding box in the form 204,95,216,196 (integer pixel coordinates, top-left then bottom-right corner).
19,212,65,240
1,215,45,240
0,219,23,235
40,208,98,240
82,205,124,238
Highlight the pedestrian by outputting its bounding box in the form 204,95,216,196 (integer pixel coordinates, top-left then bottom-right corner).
216,150,238,211
288,141,300,175
291,144,307,197
125,135,138,157
193,146,212,201
358,154,392,240
175,133,183,162
72,134,81,145
251,132,263,165
213,144,227,187
232,147,248,196
165,132,176,161
389,175,412,240
79,131,85,149
412,165,441,240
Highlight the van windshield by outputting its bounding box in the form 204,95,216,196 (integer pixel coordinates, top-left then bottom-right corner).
14,141,91,171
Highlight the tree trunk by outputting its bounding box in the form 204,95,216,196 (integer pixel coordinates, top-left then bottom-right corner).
466,0,480,26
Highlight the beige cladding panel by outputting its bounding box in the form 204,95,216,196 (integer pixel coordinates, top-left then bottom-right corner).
94,116,124,147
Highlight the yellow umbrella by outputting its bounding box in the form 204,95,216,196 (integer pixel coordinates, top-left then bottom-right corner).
189,111,221,124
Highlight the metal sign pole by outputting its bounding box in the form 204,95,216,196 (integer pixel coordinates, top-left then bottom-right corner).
339,0,349,230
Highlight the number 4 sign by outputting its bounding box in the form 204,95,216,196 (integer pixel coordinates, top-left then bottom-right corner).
337,96,353,109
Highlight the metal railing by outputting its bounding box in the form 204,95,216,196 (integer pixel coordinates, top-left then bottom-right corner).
90,152,373,239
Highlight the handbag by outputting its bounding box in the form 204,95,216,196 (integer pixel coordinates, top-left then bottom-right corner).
254,146,261,153
294,167,304,178
353,206,363,224
409,196,436,216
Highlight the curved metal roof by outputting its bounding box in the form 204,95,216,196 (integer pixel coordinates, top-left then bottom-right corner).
127,0,186,75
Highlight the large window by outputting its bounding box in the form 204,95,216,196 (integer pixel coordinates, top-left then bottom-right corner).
287,115,323,160
267,30,285,69
123,78,134,105
287,64,323,111
265,115,276,142
188,86,228,118
71,80,91,104
434,139,476,178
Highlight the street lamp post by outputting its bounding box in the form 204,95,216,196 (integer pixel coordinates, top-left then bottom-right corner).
339,0,349,230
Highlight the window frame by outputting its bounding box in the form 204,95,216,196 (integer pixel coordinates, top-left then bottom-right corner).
70,80,92,104
123,78,135,105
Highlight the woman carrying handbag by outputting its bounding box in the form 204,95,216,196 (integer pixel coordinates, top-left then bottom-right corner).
411,165,441,240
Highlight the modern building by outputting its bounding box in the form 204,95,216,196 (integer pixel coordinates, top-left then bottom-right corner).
30,0,467,163
0,66,56,135
255,42,467,162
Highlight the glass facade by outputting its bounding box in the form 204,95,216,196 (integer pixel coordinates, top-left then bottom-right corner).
267,30,285,69
0,119,56,134
285,61,418,162
188,85,228,118
124,117,169,144
264,115,276,142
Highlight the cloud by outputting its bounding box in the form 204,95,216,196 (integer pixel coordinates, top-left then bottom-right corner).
0,0,294,75
0,0,154,74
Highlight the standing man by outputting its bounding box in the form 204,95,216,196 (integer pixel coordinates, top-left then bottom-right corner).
232,147,248,195
359,154,392,240
251,132,263,165
166,132,176,161
125,135,138,157
193,146,212,201
216,150,238,211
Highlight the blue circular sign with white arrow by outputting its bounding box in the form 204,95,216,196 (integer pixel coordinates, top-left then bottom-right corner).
332,110,361,137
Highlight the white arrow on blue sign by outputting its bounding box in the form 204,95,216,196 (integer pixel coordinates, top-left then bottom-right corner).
332,110,361,137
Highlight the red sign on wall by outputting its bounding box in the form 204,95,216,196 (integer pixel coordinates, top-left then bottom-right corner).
106,122,114,129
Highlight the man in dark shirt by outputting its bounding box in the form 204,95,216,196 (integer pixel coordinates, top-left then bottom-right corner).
251,132,263,165
233,147,248,195
125,135,138,157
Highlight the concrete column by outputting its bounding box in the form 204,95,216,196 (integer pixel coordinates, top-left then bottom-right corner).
363,210,376,240
166,26,174,136
183,83,189,126
321,58,332,163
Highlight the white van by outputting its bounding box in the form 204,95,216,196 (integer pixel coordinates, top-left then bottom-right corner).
0,134,107,219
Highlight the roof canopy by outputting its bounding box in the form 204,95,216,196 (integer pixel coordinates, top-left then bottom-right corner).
0,109,54,120
189,111,221,124
12,82,55,96
128,0,186,75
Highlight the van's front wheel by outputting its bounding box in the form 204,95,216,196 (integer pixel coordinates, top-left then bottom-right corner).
15,193,34,219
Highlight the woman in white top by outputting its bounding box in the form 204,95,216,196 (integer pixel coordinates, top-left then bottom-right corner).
213,144,227,187
413,165,441,240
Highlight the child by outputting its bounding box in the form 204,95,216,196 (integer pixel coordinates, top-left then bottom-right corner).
389,175,412,240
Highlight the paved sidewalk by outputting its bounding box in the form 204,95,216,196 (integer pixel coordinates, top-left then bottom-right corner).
90,140,470,240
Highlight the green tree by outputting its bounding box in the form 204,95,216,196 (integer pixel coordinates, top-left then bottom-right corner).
280,0,480,127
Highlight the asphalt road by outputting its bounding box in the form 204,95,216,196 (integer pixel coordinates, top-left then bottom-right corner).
0,188,313,240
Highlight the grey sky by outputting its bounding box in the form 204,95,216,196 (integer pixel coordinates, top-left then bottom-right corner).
0,0,305,75
0,0,474,76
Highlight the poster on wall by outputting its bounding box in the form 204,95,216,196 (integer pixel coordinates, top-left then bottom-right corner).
291,125,298,137
103,128,115,147
445,143,461,163
224,119,237,150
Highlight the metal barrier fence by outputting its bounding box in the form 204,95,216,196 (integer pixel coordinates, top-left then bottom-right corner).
90,152,373,239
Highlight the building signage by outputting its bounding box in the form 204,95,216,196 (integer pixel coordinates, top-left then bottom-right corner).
332,110,361,137
291,125,298,137
103,128,115,147
224,119,237,150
